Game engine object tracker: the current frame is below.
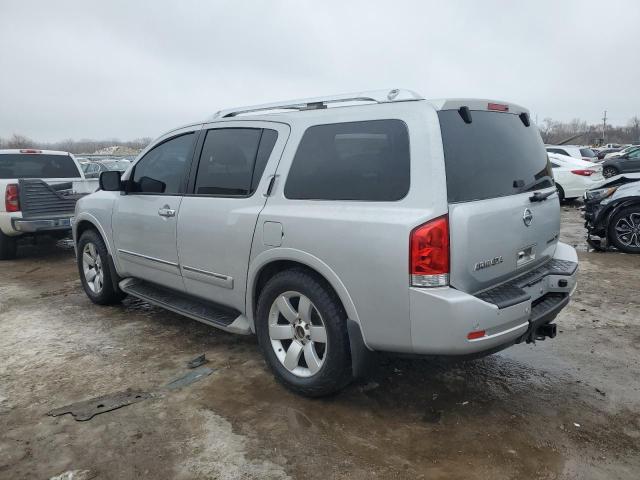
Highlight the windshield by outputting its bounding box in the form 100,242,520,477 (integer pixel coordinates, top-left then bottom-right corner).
438,110,553,203
0,154,81,179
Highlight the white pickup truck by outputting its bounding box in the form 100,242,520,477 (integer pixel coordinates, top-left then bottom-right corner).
0,149,97,259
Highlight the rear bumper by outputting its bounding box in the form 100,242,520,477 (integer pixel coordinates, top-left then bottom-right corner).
11,216,73,233
408,242,577,355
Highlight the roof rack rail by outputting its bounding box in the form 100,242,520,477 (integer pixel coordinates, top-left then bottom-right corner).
211,89,424,119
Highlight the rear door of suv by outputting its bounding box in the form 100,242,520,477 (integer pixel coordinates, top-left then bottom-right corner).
439,105,560,294
176,121,290,311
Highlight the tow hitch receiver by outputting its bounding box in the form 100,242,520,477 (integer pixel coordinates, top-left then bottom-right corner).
534,323,557,341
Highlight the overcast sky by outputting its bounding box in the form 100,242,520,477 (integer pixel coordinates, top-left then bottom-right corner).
1,0,638,142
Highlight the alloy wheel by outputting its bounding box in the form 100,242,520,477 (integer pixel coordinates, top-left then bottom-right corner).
615,213,640,248
268,291,328,378
82,242,104,293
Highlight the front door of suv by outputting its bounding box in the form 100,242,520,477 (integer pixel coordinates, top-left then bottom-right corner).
113,129,198,292
177,121,289,311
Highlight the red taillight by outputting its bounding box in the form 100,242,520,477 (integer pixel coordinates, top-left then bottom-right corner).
5,184,20,212
488,103,509,112
410,215,450,287
19,149,42,154
571,169,595,176
467,330,486,340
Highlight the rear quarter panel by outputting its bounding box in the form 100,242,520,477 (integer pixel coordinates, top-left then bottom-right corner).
249,102,448,352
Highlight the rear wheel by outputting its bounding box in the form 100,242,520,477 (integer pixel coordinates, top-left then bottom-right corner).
556,184,565,202
77,229,125,304
608,206,640,254
0,230,17,260
603,166,619,178
255,269,352,397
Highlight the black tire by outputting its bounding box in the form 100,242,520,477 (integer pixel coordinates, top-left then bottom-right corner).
603,166,619,178
556,184,565,202
608,206,640,254
0,230,17,260
255,269,352,397
77,229,126,304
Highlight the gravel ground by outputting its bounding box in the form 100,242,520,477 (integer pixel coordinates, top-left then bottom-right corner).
1,204,639,480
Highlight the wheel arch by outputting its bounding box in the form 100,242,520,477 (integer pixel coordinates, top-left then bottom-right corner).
247,249,373,377
73,213,114,256
605,197,640,237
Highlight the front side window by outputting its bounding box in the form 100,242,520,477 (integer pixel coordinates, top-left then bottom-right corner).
131,133,195,194
284,120,410,201
194,128,278,196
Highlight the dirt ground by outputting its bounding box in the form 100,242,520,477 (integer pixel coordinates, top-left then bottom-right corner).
1,204,639,480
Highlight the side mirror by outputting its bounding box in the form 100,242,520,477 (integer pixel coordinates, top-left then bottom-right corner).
99,170,123,191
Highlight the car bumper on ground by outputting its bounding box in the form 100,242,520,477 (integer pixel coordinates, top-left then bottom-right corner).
11,216,73,233
409,242,578,355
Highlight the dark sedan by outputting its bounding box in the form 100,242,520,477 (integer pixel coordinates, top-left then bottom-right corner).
602,147,640,178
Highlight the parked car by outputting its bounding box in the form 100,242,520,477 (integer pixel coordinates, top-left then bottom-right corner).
0,149,93,259
73,90,578,396
584,173,640,253
546,145,597,162
603,145,640,160
596,148,621,160
82,159,131,179
548,153,604,200
601,147,640,178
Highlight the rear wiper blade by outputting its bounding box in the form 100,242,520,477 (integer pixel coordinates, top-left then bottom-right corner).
529,190,555,202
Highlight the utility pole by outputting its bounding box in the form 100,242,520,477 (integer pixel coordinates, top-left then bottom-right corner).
602,110,607,145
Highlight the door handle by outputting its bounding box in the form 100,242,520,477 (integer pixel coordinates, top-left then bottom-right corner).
158,205,176,218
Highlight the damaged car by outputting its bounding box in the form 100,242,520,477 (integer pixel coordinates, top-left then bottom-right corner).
584,173,640,253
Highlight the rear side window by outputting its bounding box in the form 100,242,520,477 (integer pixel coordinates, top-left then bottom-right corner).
0,154,80,179
194,128,278,196
284,120,410,201
580,148,595,158
439,110,552,203
547,148,569,156
131,133,195,194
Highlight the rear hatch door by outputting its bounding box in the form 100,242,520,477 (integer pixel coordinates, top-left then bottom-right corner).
438,107,559,294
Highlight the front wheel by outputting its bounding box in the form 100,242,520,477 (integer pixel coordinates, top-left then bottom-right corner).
255,269,352,397
77,229,125,304
608,206,640,254
603,166,619,178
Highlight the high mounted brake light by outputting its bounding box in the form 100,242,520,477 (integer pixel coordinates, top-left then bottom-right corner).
488,103,509,112
410,215,450,287
19,149,42,154
5,184,19,212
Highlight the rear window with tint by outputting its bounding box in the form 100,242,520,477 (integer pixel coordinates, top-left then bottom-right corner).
0,154,81,179
438,110,552,203
580,148,596,158
284,120,410,201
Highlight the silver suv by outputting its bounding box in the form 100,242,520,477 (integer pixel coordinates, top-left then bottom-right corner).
73,89,578,396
